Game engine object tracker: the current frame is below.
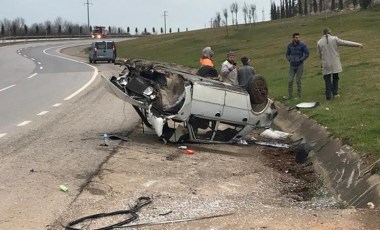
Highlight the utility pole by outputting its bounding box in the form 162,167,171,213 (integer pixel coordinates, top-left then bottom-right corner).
84,0,92,29
163,11,168,34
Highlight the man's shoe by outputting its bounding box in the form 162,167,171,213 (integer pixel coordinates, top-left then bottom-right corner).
333,94,340,98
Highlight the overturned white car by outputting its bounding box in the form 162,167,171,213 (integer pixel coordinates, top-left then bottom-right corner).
102,60,277,144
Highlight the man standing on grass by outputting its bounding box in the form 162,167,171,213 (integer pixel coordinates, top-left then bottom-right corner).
317,28,363,100
284,32,309,100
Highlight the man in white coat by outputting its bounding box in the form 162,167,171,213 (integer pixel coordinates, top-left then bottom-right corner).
220,51,238,85
317,28,363,100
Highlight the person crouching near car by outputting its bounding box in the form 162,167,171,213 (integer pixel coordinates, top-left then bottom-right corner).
220,51,238,85
200,47,214,67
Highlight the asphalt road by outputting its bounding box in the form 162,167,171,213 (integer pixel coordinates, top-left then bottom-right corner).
0,39,140,229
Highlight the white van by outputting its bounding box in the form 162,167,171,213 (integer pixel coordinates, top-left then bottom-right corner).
89,41,116,63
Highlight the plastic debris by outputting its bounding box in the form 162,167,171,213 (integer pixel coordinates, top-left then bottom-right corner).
60,185,69,192
260,128,292,140
184,149,195,155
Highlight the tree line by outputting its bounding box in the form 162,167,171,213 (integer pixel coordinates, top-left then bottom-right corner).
270,0,375,20
0,15,188,38
0,16,129,38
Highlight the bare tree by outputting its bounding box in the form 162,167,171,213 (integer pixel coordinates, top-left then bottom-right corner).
223,8,229,36
230,4,235,25
242,2,248,24
215,12,221,28
232,2,239,29
250,4,257,23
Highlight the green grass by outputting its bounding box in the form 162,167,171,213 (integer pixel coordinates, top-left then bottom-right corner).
117,8,380,159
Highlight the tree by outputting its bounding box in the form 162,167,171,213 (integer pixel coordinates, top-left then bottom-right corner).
242,3,248,24
127,27,130,34
304,0,308,15
108,26,111,34
231,2,239,29
169,28,172,33
144,28,147,34
215,12,221,27
160,27,163,34
58,25,62,34
359,0,373,9
24,25,28,35
68,26,72,34
298,0,303,15
313,0,318,13
230,4,235,25
135,27,138,34
35,25,39,34
250,4,256,23
1,24,4,36
332,0,336,10
152,27,156,34
223,8,229,36
319,0,324,12
339,0,344,10
353,0,358,8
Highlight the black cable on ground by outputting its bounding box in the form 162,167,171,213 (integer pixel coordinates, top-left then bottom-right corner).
65,196,152,230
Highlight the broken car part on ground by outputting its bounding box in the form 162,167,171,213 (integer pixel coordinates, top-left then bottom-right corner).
102,60,278,144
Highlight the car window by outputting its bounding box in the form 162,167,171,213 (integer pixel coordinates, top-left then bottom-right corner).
96,42,106,49
106,42,114,49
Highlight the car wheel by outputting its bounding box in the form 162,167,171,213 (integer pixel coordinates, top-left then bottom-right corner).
112,59,115,64
89,59,92,63
196,66,218,78
247,75,269,112
93,60,97,64
108,60,111,63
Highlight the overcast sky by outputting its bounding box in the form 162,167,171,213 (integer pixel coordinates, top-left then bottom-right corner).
1,0,280,32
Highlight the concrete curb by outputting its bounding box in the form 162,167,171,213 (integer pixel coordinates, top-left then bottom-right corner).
273,101,380,208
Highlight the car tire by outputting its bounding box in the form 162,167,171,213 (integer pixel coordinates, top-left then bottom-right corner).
247,75,269,112
93,60,97,64
112,59,115,64
196,66,218,78
89,59,92,63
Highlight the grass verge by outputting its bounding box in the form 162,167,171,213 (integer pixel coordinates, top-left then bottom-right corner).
116,8,380,160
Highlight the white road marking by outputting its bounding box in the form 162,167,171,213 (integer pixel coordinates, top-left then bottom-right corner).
31,58,35,61
0,84,16,92
37,111,49,116
39,66,43,70
52,103,62,107
37,62,41,65
43,46,98,101
23,55,28,57
17,121,31,126
0,133,7,138
28,73,38,79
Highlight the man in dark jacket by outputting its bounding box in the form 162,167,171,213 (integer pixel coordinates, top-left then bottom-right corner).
284,33,309,99
237,56,256,90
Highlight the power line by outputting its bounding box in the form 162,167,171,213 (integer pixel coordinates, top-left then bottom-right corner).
163,11,168,34
84,0,92,28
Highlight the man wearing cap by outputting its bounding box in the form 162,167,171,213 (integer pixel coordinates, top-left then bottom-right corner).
237,56,256,90
285,32,309,100
220,51,238,85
